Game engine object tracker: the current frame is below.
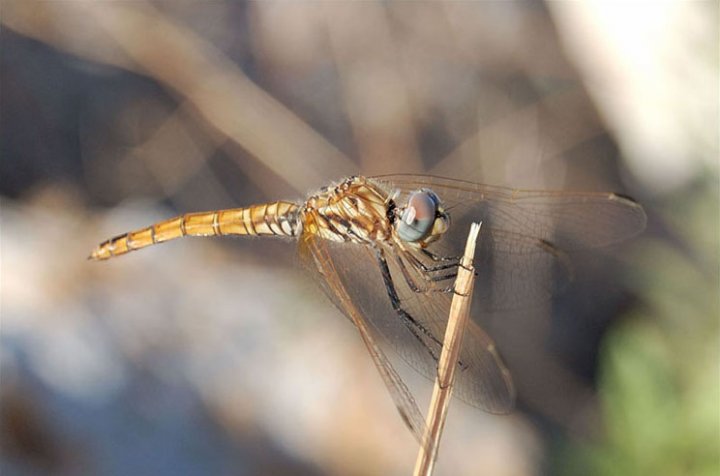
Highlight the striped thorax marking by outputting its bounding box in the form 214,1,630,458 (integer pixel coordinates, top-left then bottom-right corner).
302,176,393,245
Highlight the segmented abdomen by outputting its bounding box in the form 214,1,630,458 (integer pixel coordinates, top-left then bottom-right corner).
90,201,300,260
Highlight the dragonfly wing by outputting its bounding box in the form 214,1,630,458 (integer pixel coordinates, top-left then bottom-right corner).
469,228,574,312
380,239,516,413
298,231,515,413
369,174,644,310
370,174,647,250
298,232,429,444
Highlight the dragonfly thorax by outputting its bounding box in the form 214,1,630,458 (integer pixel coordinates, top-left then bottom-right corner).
303,176,394,245
302,176,451,249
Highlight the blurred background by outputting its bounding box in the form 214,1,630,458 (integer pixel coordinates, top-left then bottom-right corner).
1,1,717,475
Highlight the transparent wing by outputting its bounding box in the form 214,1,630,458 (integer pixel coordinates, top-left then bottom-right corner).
299,230,515,413
370,174,647,250
298,232,429,444
369,174,646,311
296,175,645,414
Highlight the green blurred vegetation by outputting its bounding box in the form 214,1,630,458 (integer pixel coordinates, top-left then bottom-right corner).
561,175,719,476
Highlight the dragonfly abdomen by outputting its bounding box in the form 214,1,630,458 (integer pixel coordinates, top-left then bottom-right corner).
90,201,300,260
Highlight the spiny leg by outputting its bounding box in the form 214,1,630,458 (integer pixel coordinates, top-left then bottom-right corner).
403,247,460,273
406,256,459,273
420,247,460,263
403,248,459,279
395,250,478,293
416,247,480,278
374,247,443,361
376,247,470,371
393,250,457,294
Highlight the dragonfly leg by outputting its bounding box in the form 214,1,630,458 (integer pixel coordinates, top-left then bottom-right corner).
408,249,460,272
420,248,460,263
403,249,459,277
374,247,443,361
376,247,471,372
393,251,457,294
415,248,481,278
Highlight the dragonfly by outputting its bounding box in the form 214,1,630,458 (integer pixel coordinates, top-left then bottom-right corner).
90,174,646,444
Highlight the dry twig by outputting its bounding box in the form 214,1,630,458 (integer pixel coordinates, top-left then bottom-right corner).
413,222,482,476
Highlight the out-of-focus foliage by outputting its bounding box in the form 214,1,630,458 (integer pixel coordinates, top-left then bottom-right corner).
561,177,719,476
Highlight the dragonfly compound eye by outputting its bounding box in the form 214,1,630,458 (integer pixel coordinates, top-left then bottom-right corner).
396,190,440,242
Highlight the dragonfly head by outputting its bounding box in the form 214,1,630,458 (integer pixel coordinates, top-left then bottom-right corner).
394,189,450,245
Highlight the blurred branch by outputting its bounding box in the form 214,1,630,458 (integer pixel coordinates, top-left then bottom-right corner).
2,0,356,194
123,103,236,206
432,89,605,188
322,2,423,174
